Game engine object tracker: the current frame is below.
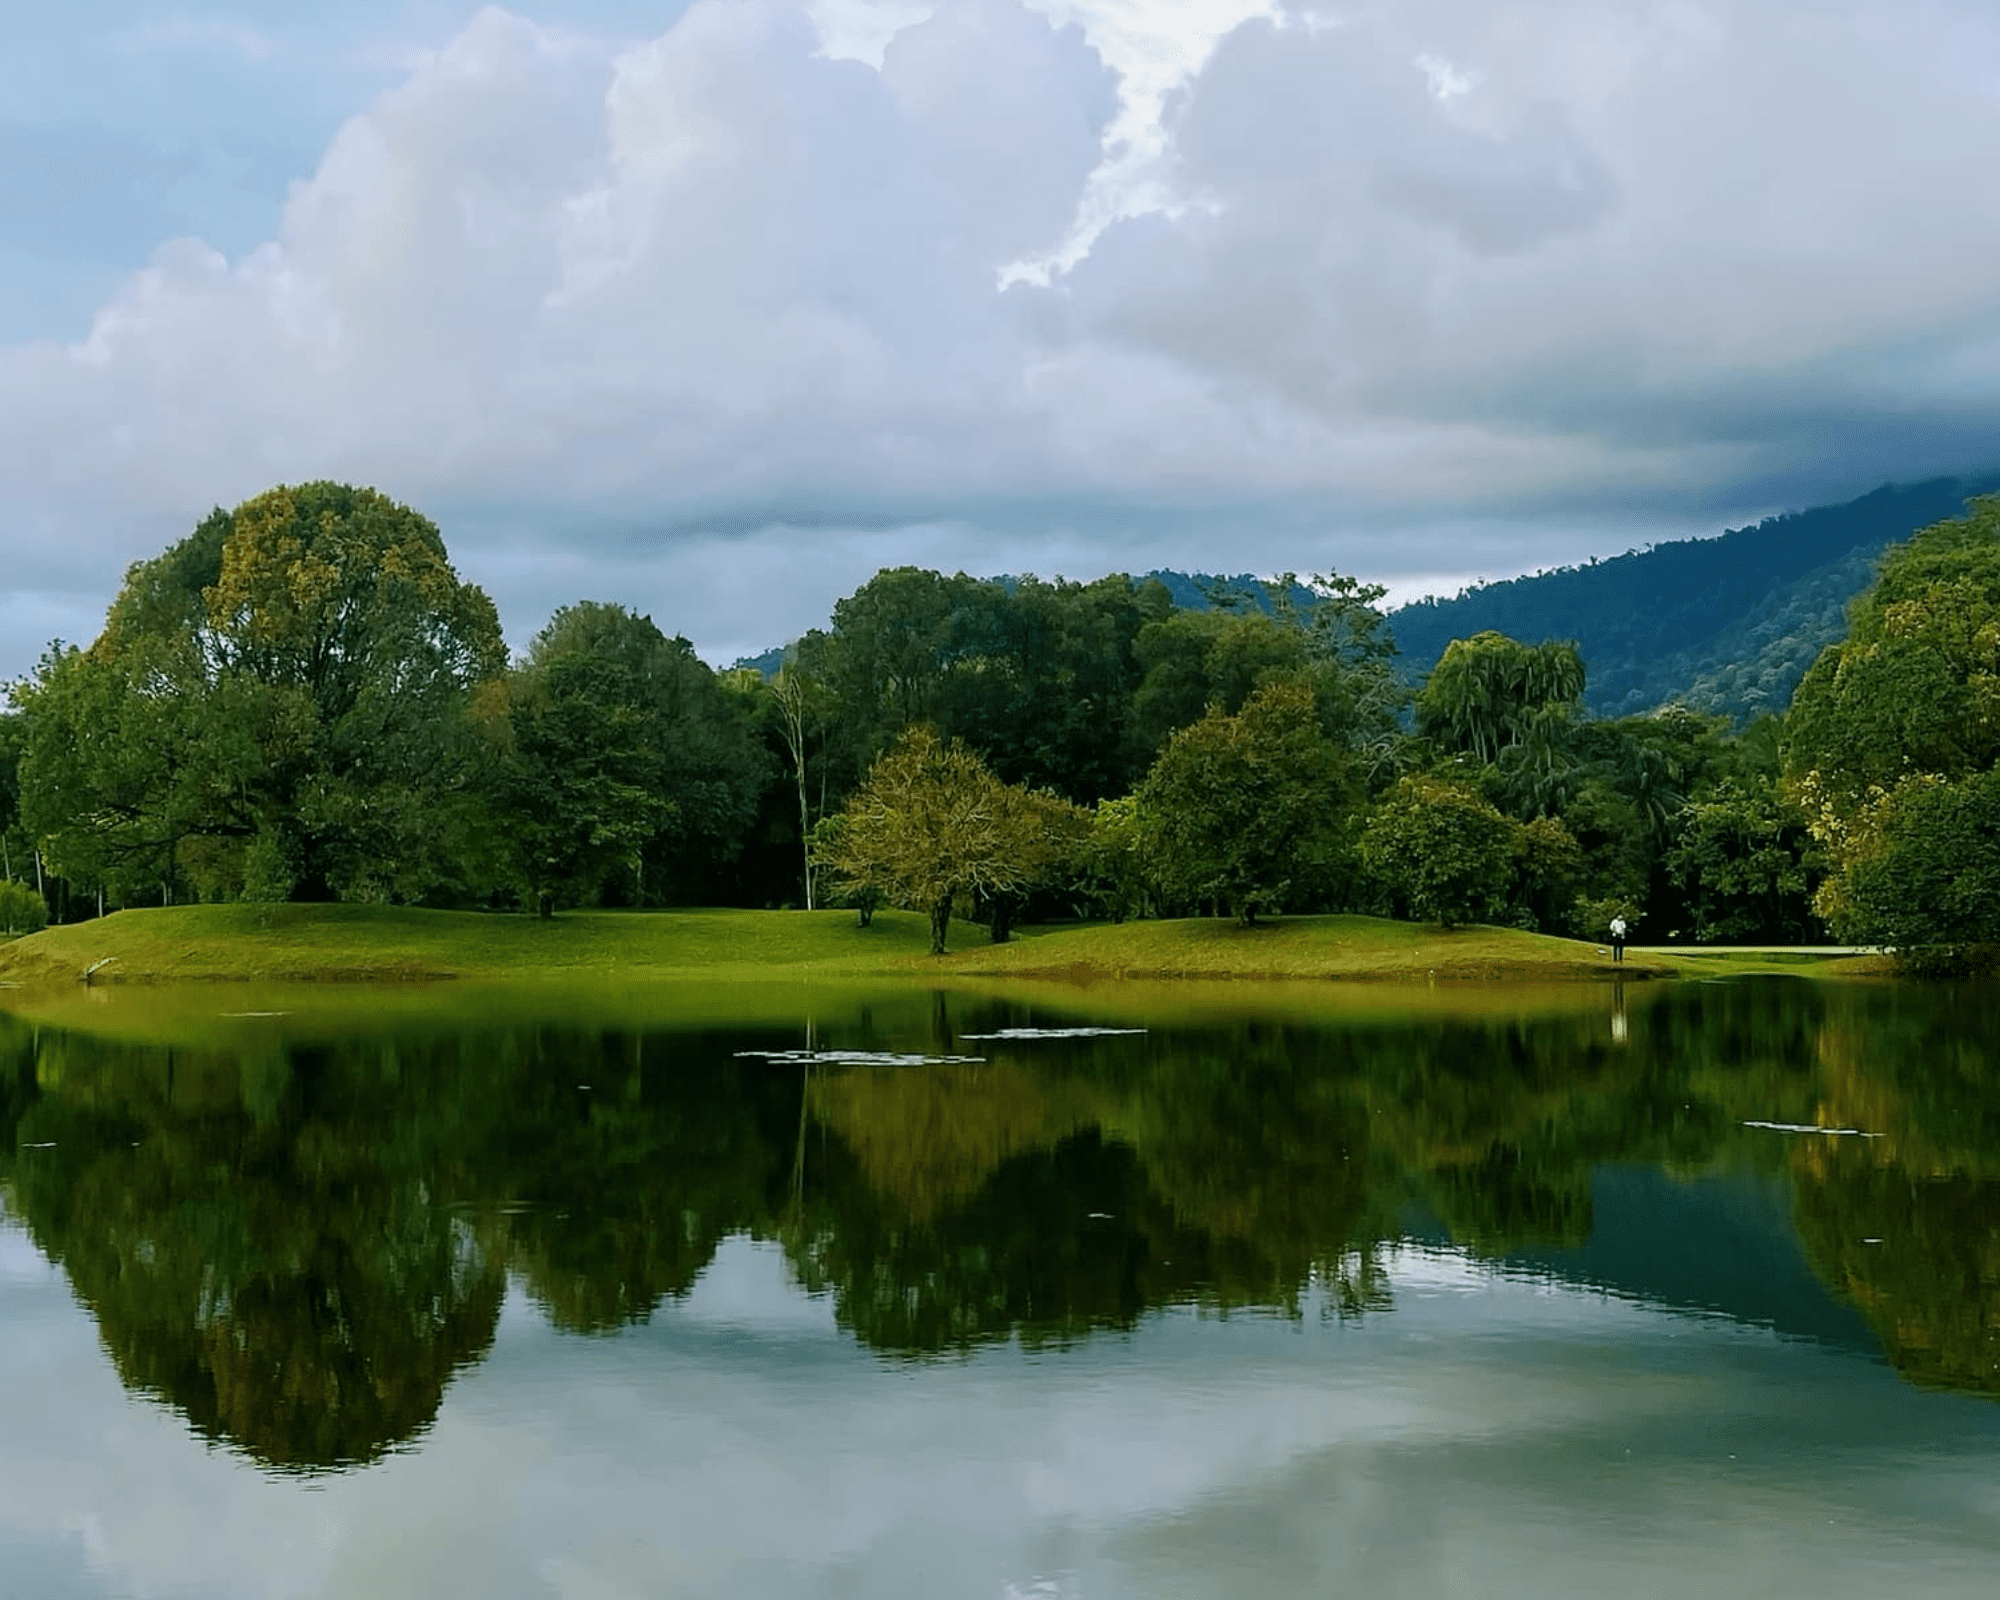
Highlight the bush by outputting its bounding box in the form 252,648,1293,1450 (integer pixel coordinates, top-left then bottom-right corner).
1570,894,1641,944
1360,776,1517,928
0,879,49,936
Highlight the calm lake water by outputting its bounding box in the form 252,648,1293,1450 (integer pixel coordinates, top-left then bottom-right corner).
2,976,1997,1598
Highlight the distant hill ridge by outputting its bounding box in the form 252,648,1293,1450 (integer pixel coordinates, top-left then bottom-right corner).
1384,475,2000,720
732,474,2000,722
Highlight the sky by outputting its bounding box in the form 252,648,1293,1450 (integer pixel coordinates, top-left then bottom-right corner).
7,0,2000,674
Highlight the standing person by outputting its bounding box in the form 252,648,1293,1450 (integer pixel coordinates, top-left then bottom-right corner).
1609,914,1627,964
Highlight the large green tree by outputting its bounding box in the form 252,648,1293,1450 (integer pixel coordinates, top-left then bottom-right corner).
1135,678,1352,923
519,602,766,904
1416,631,1585,766
1785,494,2000,955
480,653,669,918
17,483,505,903
1665,774,1819,943
1360,775,1519,928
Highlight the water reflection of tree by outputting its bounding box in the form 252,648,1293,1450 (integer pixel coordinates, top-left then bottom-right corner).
1793,1149,2000,1395
501,1034,798,1334
790,1032,1390,1351
1784,986,2000,1397
6,978,2000,1466
7,1040,504,1473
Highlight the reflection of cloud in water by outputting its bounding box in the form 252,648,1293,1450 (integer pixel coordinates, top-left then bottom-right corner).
671,1237,840,1338
0,1218,62,1286
3,1239,1998,1600
1376,1244,1492,1295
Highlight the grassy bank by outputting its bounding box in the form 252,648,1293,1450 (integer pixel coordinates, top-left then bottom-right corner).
0,903,939,986
0,902,1886,991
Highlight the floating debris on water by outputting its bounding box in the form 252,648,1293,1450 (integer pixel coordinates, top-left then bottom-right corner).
958,1027,1148,1040
1742,1120,1883,1138
734,1049,987,1066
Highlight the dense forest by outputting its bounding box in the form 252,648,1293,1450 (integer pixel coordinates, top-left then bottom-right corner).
4,478,1999,965
740,475,2000,719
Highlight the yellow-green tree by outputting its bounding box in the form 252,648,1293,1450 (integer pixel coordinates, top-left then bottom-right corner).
815,725,1085,953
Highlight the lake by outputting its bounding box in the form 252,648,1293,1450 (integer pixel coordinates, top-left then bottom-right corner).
2,975,1997,1598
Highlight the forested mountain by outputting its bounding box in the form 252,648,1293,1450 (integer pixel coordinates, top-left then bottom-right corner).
738,480,1997,722
1385,476,2000,721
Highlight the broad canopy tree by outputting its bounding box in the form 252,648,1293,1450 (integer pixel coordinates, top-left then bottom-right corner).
480,652,669,919
1360,775,1520,929
19,483,506,903
1135,678,1352,924
1785,494,2000,957
1416,632,1585,767
513,602,766,906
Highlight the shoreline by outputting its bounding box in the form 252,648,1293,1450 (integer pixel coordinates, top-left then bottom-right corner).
0,904,1893,990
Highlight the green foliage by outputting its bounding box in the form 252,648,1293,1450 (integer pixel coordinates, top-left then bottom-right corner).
520,603,767,905
0,878,47,935
1360,775,1518,928
1570,894,1642,944
1135,679,1352,923
1836,769,2000,967
17,483,505,905
1128,608,1303,758
1513,814,1585,935
481,652,671,917
1665,775,1820,943
815,726,1087,953
767,654,834,908
1785,494,2000,955
1079,795,1150,923
1129,571,1406,777
1415,631,1585,765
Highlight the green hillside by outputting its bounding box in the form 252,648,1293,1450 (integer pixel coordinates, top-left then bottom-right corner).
1385,475,2000,721
733,478,1999,722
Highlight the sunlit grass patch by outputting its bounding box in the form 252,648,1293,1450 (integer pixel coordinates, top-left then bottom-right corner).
0,903,1880,996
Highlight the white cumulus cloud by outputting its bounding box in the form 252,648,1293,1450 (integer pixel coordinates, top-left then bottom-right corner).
4,0,2000,670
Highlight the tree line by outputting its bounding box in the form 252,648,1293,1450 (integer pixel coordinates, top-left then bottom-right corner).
4,478,1997,964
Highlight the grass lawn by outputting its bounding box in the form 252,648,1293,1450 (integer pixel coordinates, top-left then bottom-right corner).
0,901,1889,993
0,902,940,986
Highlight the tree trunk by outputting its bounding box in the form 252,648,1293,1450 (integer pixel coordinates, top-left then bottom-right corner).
988,895,1014,943
537,888,555,920
929,897,952,955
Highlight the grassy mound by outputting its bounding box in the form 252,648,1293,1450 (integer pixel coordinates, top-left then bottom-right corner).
0,903,939,986
0,903,1879,991
943,914,1642,981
